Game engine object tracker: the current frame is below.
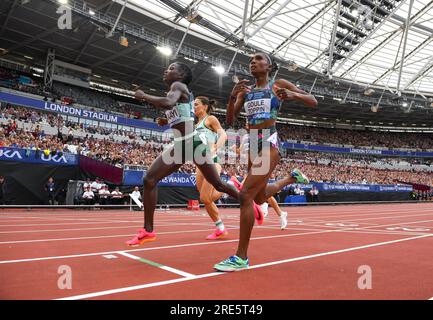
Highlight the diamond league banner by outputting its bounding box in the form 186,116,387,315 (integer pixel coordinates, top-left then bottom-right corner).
123,170,412,192
0,147,78,166
123,170,199,187
281,142,433,158
284,182,413,193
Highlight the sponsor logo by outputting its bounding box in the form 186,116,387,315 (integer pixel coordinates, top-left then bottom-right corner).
189,175,197,186
161,175,194,186
40,154,69,163
350,148,382,155
0,149,23,159
0,148,74,164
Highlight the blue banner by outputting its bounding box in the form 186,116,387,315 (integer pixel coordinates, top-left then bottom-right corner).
123,170,412,192
0,147,78,166
123,170,145,186
0,92,168,131
281,142,433,158
285,182,413,193
123,171,198,187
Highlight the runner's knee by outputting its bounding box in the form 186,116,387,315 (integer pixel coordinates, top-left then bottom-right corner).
200,193,212,204
239,188,255,205
254,194,267,205
143,175,157,190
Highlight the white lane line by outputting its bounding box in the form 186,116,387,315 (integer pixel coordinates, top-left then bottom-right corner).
286,218,433,233
309,212,433,224
0,225,142,234
118,252,195,278
223,209,433,223
252,207,433,220
249,234,433,270
0,223,428,245
0,228,358,264
56,234,433,300
1,205,430,222
0,221,224,234
261,215,433,234
1,207,431,229
0,212,433,233
258,224,430,236
0,227,220,244
0,206,429,222
161,266,195,278
0,217,145,224
0,218,212,228
117,252,146,260
2,215,433,264
0,221,139,227
56,272,223,300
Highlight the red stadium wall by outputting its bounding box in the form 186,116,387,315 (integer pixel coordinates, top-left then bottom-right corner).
79,156,123,185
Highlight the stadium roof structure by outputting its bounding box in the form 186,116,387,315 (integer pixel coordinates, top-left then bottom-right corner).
132,0,433,94
0,0,432,128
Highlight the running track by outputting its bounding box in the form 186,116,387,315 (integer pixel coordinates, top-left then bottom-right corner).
0,203,432,300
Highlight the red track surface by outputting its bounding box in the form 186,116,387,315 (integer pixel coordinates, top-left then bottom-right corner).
0,203,432,300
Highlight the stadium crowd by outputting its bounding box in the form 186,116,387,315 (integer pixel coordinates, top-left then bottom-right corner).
0,66,161,120
1,66,433,186
1,104,432,185
2,65,433,150
273,160,433,186
220,161,433,186
276,125,433,150
0,105,168,144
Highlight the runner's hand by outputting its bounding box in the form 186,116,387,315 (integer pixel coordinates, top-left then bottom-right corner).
231,79,251,99
156,117,168,126
274,86,298,101
135,90,146,101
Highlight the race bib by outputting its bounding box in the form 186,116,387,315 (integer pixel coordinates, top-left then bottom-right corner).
244,98,271,117
165,106,180,124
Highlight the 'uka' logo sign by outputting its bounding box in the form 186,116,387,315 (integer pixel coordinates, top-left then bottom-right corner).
40,154,69,164
0,148,76,165
0,149,23,160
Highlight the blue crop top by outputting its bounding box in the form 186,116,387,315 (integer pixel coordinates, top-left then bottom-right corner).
243,80,281,125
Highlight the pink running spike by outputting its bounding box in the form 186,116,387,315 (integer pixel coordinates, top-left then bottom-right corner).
253,202,264,225
126,228,156,247
206,228,228,240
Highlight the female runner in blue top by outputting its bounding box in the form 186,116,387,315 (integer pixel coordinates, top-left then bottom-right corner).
214,53,317,271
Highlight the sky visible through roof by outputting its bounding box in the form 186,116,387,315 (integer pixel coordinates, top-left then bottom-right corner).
130,0,432,94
